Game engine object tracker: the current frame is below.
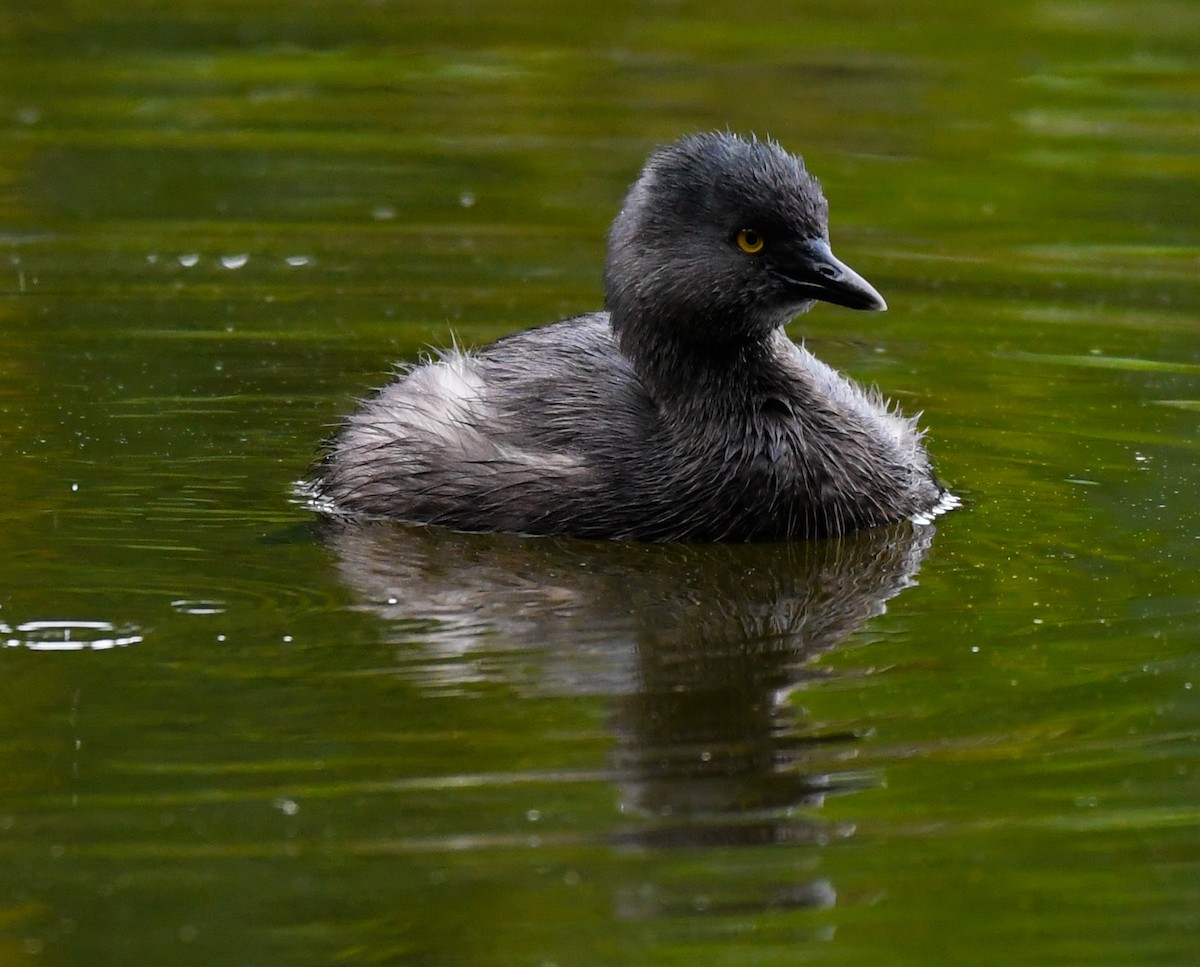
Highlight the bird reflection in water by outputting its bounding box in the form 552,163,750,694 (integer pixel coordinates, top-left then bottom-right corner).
322,520,936,918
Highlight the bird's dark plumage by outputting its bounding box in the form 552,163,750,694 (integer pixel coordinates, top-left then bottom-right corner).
312,133,955,541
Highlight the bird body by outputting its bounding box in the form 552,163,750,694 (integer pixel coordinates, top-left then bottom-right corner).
314,133,954,541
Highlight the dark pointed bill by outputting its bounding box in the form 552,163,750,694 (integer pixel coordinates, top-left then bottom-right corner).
778,238,887,312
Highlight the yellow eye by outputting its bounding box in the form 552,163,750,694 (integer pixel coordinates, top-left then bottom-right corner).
736,228,764,254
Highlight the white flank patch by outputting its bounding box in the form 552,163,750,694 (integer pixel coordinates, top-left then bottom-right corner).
396,351,490,447
351,350,585,476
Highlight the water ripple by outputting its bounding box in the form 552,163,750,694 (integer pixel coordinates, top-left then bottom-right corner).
1,619,145,652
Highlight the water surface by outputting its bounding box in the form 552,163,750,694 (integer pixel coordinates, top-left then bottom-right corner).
2,1,1199,964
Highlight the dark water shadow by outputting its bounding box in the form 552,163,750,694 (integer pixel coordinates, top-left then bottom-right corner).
323,520,936,914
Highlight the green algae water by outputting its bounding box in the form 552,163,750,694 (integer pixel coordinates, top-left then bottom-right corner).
2,1,1199,964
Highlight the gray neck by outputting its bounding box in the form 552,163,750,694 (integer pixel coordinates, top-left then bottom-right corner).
608,301,807,419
